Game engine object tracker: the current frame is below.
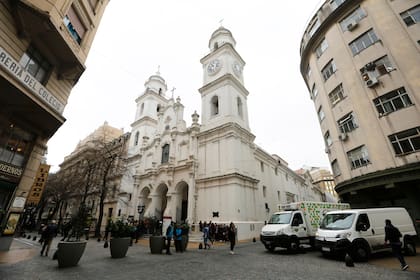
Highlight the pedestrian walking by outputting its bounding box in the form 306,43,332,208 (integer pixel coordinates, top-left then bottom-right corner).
40,220,58,257
203,222,210,249
165,222,174,255
384,219,409,271
228,222,236,254
174,224,183,252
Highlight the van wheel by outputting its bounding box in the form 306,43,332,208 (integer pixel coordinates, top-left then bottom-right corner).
288,239,300,252
351,242,370,262
405,242,417,256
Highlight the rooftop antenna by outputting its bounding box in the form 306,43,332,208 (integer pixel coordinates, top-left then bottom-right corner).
219,18,224,27
156,65,160,75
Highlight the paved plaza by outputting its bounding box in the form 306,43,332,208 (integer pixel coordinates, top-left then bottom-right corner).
0,236,419,280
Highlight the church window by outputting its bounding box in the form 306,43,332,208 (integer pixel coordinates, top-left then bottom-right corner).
277,191,281,201
161,144,170,163
263,186,267,198
260,161,264,172
157,104,161,113
140,103,144,115
134,132,139,146
211,96,219,116
237,97,243,118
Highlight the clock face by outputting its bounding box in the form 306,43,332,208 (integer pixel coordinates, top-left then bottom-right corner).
207,59,221,75
232,62,242,76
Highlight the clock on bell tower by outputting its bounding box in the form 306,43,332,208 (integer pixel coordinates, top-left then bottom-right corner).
199,26,250,133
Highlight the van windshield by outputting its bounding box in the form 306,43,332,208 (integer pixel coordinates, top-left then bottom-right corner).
320,213,355,230
268,213,292,224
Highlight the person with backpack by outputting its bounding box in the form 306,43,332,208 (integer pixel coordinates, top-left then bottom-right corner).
165,221,174,255
385,219,409,271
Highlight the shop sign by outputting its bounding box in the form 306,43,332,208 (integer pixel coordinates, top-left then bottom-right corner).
0,47,64,114
0,162,23,178
12,197,26,209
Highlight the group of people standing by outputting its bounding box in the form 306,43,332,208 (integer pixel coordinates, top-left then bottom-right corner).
201,221,237,254
164,222,189,255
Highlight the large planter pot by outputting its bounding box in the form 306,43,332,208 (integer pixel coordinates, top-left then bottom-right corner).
0,236,14,251
56,241,87,268
149,235,165,254
110,237,130,258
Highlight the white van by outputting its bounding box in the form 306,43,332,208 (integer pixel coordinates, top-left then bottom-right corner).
315,207,417,261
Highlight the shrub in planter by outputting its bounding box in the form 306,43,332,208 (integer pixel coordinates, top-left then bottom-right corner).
109,220,134,258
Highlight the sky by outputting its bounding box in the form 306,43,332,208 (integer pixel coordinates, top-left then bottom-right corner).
46,0,329,173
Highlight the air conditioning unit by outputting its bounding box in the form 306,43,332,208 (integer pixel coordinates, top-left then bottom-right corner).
339,132,348,141
366,77,379,88
347,21,358,31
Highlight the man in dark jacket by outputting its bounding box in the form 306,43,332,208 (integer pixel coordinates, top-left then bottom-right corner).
165,222,174,255
385,219,408,271
40,220,58,257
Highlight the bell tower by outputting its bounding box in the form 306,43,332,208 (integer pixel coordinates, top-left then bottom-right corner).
199,26,250,132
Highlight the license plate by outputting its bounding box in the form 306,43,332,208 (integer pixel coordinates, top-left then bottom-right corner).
322,247,331,252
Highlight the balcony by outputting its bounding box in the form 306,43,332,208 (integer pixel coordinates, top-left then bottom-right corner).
11,1,85,82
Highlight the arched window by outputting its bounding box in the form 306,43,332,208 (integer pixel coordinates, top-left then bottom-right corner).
237,97,243,118
161,144,170,163
157,104,161,113
134,131,139,146
211,95,219,116
140,103,144,115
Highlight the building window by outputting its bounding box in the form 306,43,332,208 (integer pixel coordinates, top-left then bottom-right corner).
401,5,420,26
373,87,413,116
318,107,325,122
321,60,337,81
277,191,281,201
349,29,379,55
237,97,243,118
306,64,312,79
0,122,34,167
286,192,295,203
315,38,328,58
211,95,219,116
274,168,278,175
328,84,345,106
260,161,264,172
263,186,267,198
311,84,318,99
140,103,145,116
340,7,367,31
389,127,420,155
64,6,86,44
19,46,52,84
157,104,161,113
309,18,321,37
161,144,170,163
134,132,139,146
331,160,341,177
325,131,332,146
330,0,345,10
338,112,357,133
347,145,370,169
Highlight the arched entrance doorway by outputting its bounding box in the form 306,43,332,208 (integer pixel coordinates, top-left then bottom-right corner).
175,181,189,222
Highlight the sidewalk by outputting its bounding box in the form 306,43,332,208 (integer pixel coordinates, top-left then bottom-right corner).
1,236,419,273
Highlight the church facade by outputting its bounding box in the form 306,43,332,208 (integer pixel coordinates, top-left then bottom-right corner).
118,27,324,240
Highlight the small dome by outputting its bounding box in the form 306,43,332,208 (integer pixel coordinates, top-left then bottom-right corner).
144,71,168,95
208,26,236,51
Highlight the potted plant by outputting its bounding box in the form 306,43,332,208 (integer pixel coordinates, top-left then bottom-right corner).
109,219,133,258
147,216,165,254
55,204,89,268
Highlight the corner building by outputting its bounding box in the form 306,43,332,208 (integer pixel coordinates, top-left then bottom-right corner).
0,0,109,247
300,0,420,231
120,27,324,240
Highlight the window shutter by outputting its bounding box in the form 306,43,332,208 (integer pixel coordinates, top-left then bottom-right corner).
67,6,86,39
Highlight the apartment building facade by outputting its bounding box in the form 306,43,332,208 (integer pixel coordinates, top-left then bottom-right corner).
0,0,109,249
300,0,420,230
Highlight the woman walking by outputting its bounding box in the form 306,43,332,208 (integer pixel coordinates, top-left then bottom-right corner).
228,222,236,255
